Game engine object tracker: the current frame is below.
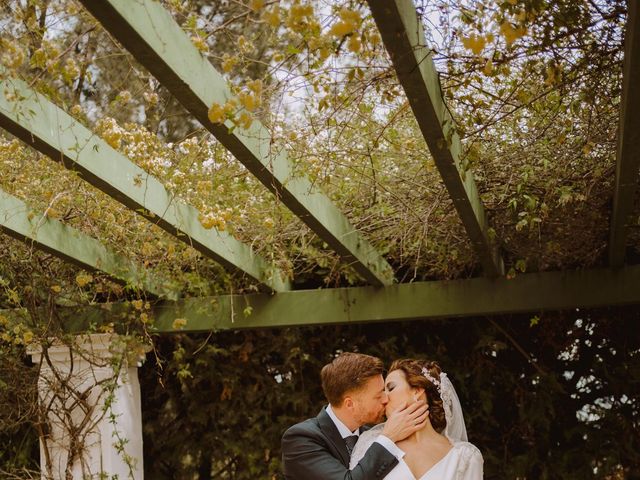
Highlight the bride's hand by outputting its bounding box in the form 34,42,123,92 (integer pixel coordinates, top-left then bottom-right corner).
381,400,429,442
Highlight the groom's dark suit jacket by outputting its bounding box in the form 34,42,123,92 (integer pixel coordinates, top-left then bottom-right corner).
281,407,398,480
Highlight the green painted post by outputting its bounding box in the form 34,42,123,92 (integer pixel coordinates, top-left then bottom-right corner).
609,0,640,267
367,0,504,276
0,188,176,299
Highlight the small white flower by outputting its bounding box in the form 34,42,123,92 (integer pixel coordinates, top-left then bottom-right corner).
202,158,217,171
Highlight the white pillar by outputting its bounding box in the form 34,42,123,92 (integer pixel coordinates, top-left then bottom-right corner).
28,334,144,480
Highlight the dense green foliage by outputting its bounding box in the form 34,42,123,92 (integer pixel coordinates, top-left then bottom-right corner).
137,311,640,479
2,310,639,478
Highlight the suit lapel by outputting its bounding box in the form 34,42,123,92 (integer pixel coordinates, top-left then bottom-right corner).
317,407,350,467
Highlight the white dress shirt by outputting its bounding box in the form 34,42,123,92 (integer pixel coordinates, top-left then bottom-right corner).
326,404,405,460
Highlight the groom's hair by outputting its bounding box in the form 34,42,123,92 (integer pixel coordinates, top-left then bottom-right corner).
321,352,384,406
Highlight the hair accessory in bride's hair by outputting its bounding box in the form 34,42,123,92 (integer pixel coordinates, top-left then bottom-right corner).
421,367,441,393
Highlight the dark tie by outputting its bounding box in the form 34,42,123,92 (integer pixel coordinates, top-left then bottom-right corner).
344,435,358,456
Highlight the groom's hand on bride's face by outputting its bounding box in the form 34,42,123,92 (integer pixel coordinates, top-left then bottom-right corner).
381,400,429,443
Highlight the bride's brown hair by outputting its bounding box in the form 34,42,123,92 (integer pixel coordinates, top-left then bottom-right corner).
388,359,446,433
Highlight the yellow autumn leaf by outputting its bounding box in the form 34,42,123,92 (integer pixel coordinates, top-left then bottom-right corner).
348,36,361,53
75,273,93,287
483,58,494,75
223,98,238,116
172,318,188,330
239,91,259,111
221,208,233,221
191,36,209,53
308,35,322,51
329,21,355,37
30,47,46,69
199,212,216,229
46,207,61,219
141,242,154,256
207,103,225,123
100,322,115,333
238,35,253,53
221,54,238,73
104,131,122,149
197,180,212,193
545,66,556,86
238,111,253,130
340,8,360,23
461,34,486,55
249,0,264,11
247,79,263,94
500,21,527,47
286,4,315,32
319,47,330,60
262,6,280,28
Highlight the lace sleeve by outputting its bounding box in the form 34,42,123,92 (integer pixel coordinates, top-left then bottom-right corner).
348,424,386,469
454,442,483,480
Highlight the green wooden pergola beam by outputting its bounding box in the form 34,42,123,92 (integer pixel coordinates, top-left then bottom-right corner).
0,75,289,292
0,188,176,299
30,265,640,333
77,0,395,287
367,0,504,277
609,0,640,267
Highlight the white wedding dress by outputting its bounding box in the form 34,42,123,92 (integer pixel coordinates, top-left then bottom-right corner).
349,425,483,480
349,373,483,480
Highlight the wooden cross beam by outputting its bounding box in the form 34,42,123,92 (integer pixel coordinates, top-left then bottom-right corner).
15,265,640,333
0,75,289,292
0,188,176,299
77,0,395,287
367,0,504,276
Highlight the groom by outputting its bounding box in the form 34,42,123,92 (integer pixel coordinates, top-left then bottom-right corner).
281,352,429,479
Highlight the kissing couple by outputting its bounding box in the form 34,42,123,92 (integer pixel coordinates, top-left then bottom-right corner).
281,352,483,479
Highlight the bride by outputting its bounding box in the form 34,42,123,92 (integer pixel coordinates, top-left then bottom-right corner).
350,359,483,480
